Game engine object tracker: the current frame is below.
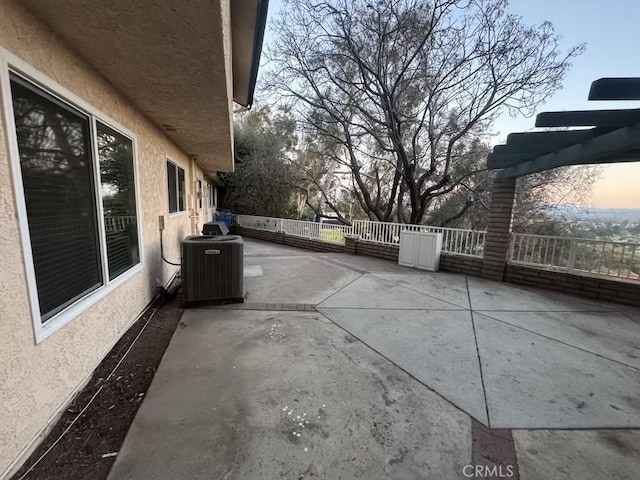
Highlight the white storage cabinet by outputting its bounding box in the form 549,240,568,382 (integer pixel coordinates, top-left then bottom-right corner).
398,231,443,271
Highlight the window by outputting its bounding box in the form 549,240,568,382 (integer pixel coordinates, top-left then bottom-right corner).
209,183,217,207
9,72,141,326
197,180,203,209
97,122,140,280
167,160,186,213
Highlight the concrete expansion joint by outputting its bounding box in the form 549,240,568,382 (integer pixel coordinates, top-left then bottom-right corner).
314,307,483,426
317,256,369,275
244,252,315,257
207,303,317,312
477,310,640,372
369,273,472,311
465,276,492,430
314,272,366,306
623,312,640,325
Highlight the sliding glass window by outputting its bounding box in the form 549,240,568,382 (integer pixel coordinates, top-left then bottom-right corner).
97,122,140,280
166,160,186,213
9,73,141,323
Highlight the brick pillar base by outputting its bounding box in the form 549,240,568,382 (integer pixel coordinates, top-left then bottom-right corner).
481,177,516,281
344,235,358,255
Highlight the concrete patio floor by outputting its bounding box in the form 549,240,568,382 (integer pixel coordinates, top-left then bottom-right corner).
108,238,640,479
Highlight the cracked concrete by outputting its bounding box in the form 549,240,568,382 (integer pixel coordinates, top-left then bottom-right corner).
108,310,471,480
318,257,640,430
108,238,640,480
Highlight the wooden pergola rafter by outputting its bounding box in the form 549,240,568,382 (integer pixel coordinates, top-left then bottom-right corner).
479,78,640,284
487,78,640,178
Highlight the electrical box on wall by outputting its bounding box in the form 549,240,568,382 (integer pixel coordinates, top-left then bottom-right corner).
158,215,165,231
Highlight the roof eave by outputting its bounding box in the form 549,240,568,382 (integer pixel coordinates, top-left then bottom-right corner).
231,0,270,108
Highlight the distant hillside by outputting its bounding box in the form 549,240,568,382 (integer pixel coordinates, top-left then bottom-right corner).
550,206,640,223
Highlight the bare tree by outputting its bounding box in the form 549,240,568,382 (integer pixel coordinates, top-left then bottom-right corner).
511,165,603,234
427,162,603,233
288,132,359,223
266,0,584,224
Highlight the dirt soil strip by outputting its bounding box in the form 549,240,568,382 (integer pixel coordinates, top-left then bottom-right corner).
11,297,184,480
471,420,520,479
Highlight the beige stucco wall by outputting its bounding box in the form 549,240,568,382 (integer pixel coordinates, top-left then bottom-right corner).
0,1,218,475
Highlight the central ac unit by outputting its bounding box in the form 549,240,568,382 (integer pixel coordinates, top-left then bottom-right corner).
181,235,244,305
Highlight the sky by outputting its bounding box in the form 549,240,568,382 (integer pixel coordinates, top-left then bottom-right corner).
262,0,640,208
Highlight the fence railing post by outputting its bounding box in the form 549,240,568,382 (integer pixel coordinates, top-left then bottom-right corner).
567,239,577,273
507,233,516,263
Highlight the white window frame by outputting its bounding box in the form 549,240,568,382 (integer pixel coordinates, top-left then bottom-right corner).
166,157,187,217
210,183,218,208
0,48,145,344
202,181,209,210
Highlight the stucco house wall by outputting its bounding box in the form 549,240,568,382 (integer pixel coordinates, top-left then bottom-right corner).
0,2,218,475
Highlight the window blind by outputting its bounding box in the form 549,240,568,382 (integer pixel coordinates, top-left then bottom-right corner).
10,76,103,321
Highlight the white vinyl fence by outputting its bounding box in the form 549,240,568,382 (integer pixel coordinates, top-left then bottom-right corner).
510,233,640,281
352,220,485,257
233,214,281,232
233,215,640,282
233,214,486,256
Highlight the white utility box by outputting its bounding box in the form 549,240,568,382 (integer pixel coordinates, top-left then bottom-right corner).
398,231,443,271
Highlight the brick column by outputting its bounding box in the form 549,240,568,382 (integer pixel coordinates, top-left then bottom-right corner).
344,235,358,255
481,177,517,281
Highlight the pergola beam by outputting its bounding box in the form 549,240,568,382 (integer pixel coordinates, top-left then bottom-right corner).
497,122,640,177
487,129,608,169
505,130,598,149
535,108,640,127
482,76,640,285
487,153,537,169
589,78,640,100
